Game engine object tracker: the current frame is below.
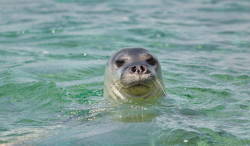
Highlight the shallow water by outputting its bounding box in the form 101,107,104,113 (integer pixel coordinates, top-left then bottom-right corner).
0,0,250,145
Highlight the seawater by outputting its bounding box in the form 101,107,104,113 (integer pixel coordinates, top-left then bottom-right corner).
0,0,250,145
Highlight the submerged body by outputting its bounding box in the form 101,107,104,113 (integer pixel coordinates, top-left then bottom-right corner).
104,48,165,103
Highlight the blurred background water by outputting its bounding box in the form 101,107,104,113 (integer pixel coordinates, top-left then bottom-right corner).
0,0,250,145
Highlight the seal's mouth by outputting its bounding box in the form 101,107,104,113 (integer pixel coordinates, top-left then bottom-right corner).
122,78,152,88
129,83,149,88
123,83,151,97
119,71,156,97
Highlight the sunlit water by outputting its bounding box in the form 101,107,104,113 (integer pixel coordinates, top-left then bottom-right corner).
0,0,250,145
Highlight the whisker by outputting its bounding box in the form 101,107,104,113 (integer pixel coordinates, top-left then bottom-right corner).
154,78,167,96
111,80,127,100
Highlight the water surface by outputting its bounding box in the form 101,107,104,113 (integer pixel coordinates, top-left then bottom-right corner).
0,0,250,145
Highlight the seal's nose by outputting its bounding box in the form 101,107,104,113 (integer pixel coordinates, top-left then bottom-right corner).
129,65,149,74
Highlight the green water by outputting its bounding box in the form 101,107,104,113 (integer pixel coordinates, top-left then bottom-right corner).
1,0,250,145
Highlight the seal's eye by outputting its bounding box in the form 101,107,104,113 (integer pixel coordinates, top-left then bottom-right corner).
115,59,125,68
146,57,156,65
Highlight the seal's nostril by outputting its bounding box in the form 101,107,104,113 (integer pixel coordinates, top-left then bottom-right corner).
130,65,149,74
140,66,143,72
131,66,137,73
140,65,145,73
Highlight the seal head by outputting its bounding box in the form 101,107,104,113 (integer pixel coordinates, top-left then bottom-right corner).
104,48,165,103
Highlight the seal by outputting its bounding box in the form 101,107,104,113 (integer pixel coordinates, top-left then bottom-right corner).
104,48,165,103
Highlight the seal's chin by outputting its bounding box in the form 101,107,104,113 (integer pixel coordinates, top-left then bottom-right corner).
124,83,151,97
